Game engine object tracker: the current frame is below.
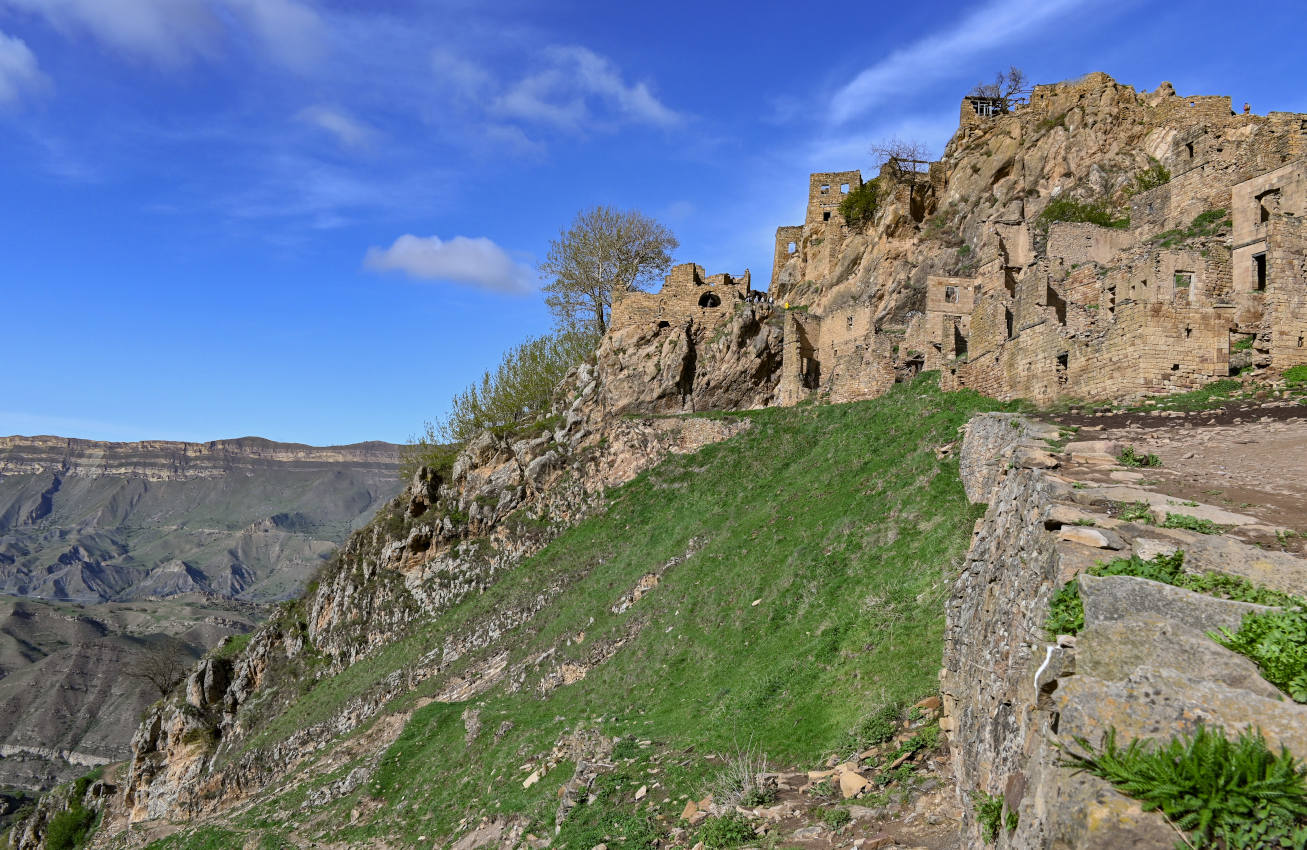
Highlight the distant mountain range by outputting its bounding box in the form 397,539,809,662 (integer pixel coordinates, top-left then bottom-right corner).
0,435,402,603
0,434,402,795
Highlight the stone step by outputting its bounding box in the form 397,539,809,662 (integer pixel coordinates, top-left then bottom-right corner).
1079,573,1276,635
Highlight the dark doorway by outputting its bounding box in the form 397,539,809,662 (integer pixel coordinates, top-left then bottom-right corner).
698,292,721,308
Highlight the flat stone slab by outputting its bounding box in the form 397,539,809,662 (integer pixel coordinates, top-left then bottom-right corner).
1077,612,1282,700
1080,573,1275,635
1080,485,1263,527
1136,529,1307,597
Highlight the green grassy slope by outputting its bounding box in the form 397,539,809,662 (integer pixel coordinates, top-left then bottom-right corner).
151,376,1016,849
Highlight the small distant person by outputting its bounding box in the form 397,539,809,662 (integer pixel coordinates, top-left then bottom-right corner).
1244,102,1251,114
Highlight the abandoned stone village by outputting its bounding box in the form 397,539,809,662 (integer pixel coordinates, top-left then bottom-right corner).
610,72,1307,406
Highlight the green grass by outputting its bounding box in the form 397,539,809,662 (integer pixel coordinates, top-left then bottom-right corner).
1044,552,1302,638
1128,378,1244,412
1117,446,1161,468
1037,196,1129,230
158,375,1014,848
1063,726,1307,849
1160,513,1226,535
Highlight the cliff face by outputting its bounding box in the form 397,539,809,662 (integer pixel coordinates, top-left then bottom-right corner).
104,365,748,831
0,436,401,603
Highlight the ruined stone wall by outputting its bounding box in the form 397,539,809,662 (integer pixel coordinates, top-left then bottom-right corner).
1267,216,1307,368
805,171,862,228
610,263,755,333
1046,222,1136,266
771,226,804,290
943,413,1307,848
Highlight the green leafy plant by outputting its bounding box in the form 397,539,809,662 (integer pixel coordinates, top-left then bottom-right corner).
972,790,1004,843
698,812,756,848
611,737,640,760
1118,446,1161,468
1044,552,1301,638
822,806,852,829
1045,581,1086,638
1117,501,1154,523
1213,608,1307,702
1005,808,1019,833
1062,725,1307,849
1161,513,1226,535
857,702,903,748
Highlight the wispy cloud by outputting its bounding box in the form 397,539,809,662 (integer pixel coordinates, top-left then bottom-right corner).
494,45,683,131
0,29,48,105
364,234,535,294
295,105,376,150
0,0,325,69
829,0,1096,124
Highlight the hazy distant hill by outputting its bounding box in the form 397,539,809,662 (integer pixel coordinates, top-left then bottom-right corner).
0,435,402,603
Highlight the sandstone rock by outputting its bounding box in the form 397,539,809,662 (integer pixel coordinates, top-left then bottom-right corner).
839,770,871,798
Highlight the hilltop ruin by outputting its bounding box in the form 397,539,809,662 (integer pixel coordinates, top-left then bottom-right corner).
609,72,1307,411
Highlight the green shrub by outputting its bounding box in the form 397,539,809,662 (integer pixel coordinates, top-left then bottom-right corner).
822,806,852,829
1038,196,1129,230
972,790,1004,843
857,702,903,747
1214,609,1307,702
1117,446,1161,468
838,179,880,228
1130,158,1171,194
1062,726,1307,848
1285,365,1307,386
44,802,96,850
698,812,756,848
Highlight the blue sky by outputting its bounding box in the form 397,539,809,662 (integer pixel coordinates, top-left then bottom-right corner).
1,0,1304,446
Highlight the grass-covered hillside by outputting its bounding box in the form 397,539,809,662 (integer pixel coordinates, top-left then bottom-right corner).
146,376,1017,849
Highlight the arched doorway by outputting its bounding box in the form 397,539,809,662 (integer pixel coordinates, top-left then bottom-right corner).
698,292,721,308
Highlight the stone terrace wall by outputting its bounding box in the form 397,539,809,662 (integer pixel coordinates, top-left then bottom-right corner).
943,413,1307,849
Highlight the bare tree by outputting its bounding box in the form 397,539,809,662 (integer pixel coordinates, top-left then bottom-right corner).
538,206,678,336
969,65,1029,104
869,137,933,169
123,641,191,698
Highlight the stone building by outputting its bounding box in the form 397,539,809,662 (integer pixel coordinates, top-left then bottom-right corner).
767,75,1307,406
609,262,762,333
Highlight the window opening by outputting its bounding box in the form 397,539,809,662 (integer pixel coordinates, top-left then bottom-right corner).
944,285,959,303
1253,252,1267,291
822,211,831,222
787,241,797,254
840,183,850,194
1174,271,1193,289
819,184,830,194
698,292,721,308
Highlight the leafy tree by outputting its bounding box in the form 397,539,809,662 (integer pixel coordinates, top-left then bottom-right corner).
970,66,1029,105
538,206,678,335
431,330,598,445
839,179,879,227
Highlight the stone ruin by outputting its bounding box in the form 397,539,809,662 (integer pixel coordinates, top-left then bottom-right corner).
772,74,1307,406
609,262,766,333
599,73,1307,411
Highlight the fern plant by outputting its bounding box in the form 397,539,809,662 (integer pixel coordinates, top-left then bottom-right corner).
1062,725,1307,849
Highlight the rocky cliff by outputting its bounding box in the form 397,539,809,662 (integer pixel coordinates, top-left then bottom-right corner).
0,436,401,603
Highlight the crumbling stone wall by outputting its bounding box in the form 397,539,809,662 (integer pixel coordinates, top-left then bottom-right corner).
610,263,759,333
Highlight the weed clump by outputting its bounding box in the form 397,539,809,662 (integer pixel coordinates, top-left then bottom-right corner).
972,790,1004,843
1038,196,1129,230
1062,725,1307,849
1117,446,1161,468
697,812,755,848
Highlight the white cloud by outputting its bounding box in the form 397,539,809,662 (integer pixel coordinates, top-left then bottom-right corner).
829,0,1094,124
364,234,535,294
0,30,48,105
493,45,683,132
430,47,493,101
0,0,325,69
296,105,375,150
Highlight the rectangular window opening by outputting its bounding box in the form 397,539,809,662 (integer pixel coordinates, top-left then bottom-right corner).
822,211,831,221
1174,271,1193,289
787,241,797,254
1254,252,1267,291
840,183,850,194
819,184,830,194
944,285,958,303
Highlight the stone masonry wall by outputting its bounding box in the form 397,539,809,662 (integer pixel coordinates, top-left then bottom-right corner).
943,413,1307,849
